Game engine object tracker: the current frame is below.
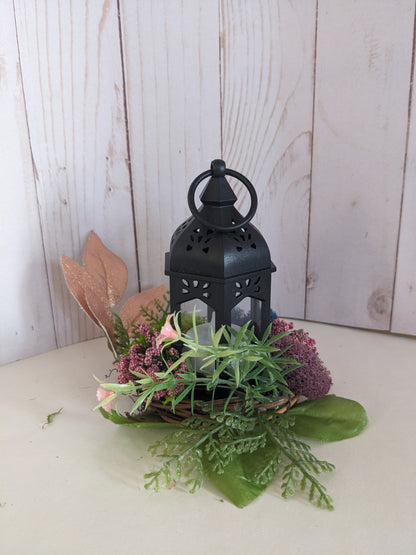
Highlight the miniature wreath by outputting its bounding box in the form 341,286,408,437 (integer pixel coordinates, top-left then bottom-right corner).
62,232,367,509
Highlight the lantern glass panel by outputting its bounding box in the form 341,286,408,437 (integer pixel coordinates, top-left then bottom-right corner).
231,297,263,334
180,298,216,329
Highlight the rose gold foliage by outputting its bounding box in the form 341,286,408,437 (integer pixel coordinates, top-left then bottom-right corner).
62,233,166,348
61,231,129,345
121,285,167,335
83,231,128,307
84,284,115,343
61,255,101,327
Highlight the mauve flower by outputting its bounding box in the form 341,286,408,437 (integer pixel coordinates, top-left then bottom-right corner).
270,318,331,400
116,355,132,384
115,323,185,400
283,341,332,400
156,314,178,346
270,318,317,352
96,385,114,413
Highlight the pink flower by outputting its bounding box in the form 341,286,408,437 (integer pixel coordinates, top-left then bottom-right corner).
156,314,178,347
96,385,114,413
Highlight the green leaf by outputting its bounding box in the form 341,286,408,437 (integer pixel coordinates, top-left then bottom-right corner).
211,359,231,381
165,350,192,373
234,359,240,386
211,326,224,348
171,385,194,408
290,395,368,442
98,382,136,393
215,348,235,358
232,323,250,349
199,355,216,371
98,408,177,428
202,448,271,508
130,389,152,412
242,355,262,362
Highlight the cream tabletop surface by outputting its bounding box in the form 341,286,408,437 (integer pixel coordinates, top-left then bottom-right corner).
1,319,416,555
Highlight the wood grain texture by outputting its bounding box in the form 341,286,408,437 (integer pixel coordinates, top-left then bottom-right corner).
3,0,416,366
0,1,56,364
391,26,416,335
119,0,222,291
220,0,316,318
307,0,414,330
13,0,138,348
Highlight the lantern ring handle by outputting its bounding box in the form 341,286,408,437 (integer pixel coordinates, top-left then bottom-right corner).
187,166,258,232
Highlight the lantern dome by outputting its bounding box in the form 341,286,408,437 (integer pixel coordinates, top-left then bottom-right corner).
166,199,272,280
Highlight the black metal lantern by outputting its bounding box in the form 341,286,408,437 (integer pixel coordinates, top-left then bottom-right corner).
165,159,276,337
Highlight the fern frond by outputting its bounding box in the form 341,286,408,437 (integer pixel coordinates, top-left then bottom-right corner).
204,436,231,474
144,421,223,493
281,462,302,498
253,448,282,486
261,416,335,510
209,409,258,432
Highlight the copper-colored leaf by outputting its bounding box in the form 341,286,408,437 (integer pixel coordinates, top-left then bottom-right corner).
84,231,128,307
61,254,115,346
61,255,101,327
84,284,115,344
121,285,167,335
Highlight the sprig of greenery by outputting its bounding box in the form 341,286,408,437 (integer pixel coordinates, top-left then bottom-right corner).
144,409,334,509
260,414,335,509
113,314,130,355
144,419,223,493
139,293,170,330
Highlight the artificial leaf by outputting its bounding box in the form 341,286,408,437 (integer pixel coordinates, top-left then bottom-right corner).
61,255,101,327
99,407,336,508
120,285,167,335
62,232,129,345
83,231,128,307
84,283,115,343
290,395,368,442
99,408,176,429
202,446,272,508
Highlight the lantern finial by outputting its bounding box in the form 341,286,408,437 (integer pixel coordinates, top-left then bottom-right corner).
210,159,226,176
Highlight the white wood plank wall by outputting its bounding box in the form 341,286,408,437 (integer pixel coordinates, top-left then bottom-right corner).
1,0,415,364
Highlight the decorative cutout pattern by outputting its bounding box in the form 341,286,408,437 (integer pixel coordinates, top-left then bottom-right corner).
181,224,258,255
185,226,214,254
230,227,257,252
234,276,261,298
181,278,211,299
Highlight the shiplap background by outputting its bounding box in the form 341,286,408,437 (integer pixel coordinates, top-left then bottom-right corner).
1,0,416,365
